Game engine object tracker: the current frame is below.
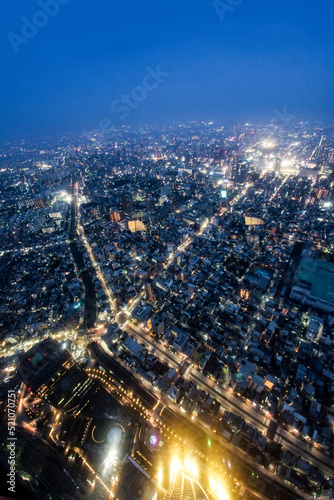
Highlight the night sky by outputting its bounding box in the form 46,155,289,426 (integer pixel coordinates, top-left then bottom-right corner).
1,0,334,141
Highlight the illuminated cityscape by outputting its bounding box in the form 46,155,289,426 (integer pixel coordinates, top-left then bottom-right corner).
0,121,333,500
1,1,334,499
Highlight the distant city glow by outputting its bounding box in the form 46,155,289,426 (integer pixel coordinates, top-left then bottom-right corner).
281,159,292,168
262,139,276,149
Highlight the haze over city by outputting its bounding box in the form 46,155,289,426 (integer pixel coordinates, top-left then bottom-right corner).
0,2,334,500
1,0,334,142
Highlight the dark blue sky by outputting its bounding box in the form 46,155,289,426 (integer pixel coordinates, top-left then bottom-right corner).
1,0,334,141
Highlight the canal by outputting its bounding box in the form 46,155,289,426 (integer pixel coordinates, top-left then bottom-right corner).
69,185,96,330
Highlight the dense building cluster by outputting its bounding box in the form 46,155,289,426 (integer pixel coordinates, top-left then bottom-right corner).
0,121,334,499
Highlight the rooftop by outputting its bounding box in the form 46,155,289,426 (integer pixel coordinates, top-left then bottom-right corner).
296,258,334,306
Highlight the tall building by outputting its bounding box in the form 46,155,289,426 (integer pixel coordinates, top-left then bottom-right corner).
236,159,249,183
146,194,156,212
121,192,133,215
228,155,249,183
227,152,239,179
17,338,99,417
275,159,281,174
145,278,157,302
160,185,172,196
